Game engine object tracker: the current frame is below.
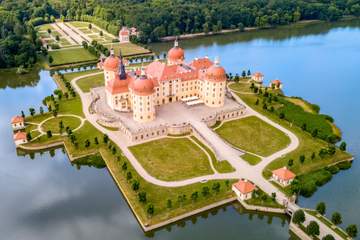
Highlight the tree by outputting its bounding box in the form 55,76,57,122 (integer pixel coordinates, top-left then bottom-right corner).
271,192,276,200
39,106,44,114
126,171,132,180
21,110,25,118
255,99,259,105
311,152,316,160
29,108,35,116
47,28,52,34
88,23,92,29
299,155,305,164
103,134,109,143
312,129,318,137
132,180,140,191
147,203,154,215
47,130,52,138
331,212,342,225
85,139,90,147
346,224,357,238
316,202,326,215
212,182,220,193
26,132,32,141
138,191,147,203
122,162,127,170
301,123,307,131
287,159,294,167
339,141,347,151
48,55,53,64
242,70,246,78
202,186,210,196
247,69,251,76
99,31,103,36
94,137,99,145
322,234,335,240
55,35,60,41
191,191,199,201
238,22,244,32
292,209,305,224
167,199,172,208
306,221,320,237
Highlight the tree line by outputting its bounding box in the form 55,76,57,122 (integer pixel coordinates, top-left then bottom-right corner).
49,0,360,43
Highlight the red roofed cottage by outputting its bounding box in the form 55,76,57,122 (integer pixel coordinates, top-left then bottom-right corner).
232,179,256,200
272,167,296,186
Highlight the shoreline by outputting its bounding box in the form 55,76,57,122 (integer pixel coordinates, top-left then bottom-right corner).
160,20,322,42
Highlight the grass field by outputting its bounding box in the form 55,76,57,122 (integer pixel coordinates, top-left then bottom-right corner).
41,116,82,134
241,153,262,165
228,83,352,180
215,116,290,157
228,82,254,93
48,48,97,66
76,73,103,92
129,137,214,181
190,136,235,173
105,42,152,56
245,188,283,208
102,148,236,226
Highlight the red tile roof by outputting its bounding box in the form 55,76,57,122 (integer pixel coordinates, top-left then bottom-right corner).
272,167,296,181
106,74,132,94
13,131,26,141
271,79,282,85
11,116,24,124
253,72,264,77
233,179,255,194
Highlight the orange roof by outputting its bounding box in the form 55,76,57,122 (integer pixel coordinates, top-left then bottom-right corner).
11,116,24,124
168,46,184,63
253,72,264,77
233,179,255,194
272,167,296,180
271,79,282,85
205,64,227,83
146,61,198,82
103,55,120,72
106,74,132,94
189,58,213,70
129,75,155,96
119,27,130,36
13,131,26,141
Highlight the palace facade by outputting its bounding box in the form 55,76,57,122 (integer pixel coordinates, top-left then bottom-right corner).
102,40,227,123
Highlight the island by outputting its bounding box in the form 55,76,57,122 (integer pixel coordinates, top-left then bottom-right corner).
10,35,355,239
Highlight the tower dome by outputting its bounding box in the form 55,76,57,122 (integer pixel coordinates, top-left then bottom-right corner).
103,48,122,72
205,57,227,82
167,39,184,64
129,69,155,96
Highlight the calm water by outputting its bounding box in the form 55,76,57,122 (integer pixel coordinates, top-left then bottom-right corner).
1,20,359,240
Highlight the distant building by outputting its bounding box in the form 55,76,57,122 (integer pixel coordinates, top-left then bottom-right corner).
251,72,264,83
272,167,296,187
11,116,25,130
232,179,256,200
13,132,27,146
119,27,130,43
270,79,283,89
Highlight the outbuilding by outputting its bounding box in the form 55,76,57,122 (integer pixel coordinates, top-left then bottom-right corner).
13,132,28,146
11,116,25,130
272,167,296,187
232,179,256,201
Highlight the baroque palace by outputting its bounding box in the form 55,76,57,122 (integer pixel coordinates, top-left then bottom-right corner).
100,40,227,123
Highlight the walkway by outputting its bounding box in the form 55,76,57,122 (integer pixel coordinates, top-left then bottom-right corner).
71,73,344,239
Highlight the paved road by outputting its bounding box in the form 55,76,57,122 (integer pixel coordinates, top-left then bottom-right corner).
71,74,344,239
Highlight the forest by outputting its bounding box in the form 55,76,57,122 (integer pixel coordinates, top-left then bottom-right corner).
1,0,360,68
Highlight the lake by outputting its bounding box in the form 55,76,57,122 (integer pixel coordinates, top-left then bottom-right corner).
1,20,359,240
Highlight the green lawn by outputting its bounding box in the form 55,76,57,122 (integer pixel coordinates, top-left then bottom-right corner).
241,153,262,165
41,116,82,134
102,147,236,226
228,82,254,93
76,73,104,92
229,87,352,179
215,116,290,157
190,136,235,173
69,21,90,28
105,42,152,56
48,48,97,66
129,137,214,181
245,188,284,208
